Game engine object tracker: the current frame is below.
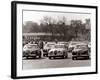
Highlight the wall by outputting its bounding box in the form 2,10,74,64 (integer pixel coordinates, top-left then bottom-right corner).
0,0,99,80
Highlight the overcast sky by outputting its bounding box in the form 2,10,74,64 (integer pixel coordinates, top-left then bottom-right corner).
23,10,91,25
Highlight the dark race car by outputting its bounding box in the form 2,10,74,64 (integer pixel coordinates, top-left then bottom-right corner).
72,43,90,60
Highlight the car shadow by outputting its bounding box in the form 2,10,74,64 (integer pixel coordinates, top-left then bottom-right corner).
75,58,91,60
23,57,46,60
50,57,71,60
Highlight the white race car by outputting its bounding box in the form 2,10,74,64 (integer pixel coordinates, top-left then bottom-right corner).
48,44,68,59
23,44,41,59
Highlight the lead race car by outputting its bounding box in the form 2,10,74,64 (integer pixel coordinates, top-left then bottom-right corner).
23,43,41,59
48,44,68,59
72,43,90,60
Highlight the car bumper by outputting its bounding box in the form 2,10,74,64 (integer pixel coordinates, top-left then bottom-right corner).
72,55,89,57
48,54,64,57
23,51,40,57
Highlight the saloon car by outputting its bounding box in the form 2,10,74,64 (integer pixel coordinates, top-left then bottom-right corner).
48,44,68,59
43,43,55,56
23,44,41,59
72,43,90,60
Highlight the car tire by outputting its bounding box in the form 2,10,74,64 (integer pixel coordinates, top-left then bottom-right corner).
43,54,45,57
65,55,68,58
46,54,48,57
62,56,65,59
72,57,76,60
26,57,29,59
49,57,51,59
72,57,74,60
39,55,41,58
49,57,53,59
87,56,90,59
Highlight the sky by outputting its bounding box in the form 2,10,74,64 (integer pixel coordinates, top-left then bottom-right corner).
23,10,91,25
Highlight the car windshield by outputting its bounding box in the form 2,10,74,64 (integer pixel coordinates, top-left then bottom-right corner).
46,44,55,47
26,44,39,49
55,45,65,48
76,45,87,49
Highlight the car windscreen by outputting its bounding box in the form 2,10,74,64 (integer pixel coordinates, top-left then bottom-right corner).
76,45,87,49
71,42,79,45
54,45,65,48
26,44,39,49
46,44,55,47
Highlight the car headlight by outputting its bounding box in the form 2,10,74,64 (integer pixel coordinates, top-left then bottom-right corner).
50,51,53,54
58,51,61,53
54,50,57,54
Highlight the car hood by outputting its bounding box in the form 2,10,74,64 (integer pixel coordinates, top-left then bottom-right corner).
44,47,51,50
49,48,65,52
23,48,39,52
69,45,76,48
73,49,87,52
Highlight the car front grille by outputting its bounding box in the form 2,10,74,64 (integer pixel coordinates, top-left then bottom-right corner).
31,51,37,54
54,50,57,55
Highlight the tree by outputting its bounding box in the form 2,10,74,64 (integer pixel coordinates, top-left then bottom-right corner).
71,20,82,39
23,21,40,33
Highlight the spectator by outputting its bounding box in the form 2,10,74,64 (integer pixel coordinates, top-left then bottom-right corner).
38,40,44,58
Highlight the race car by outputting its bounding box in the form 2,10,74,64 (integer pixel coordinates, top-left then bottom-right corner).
23,43,41,59
68,41,83,52
48,44,68,59
72,43,90,60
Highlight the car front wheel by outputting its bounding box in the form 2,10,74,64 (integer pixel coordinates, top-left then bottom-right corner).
49,57,54,59
72,57,77,60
